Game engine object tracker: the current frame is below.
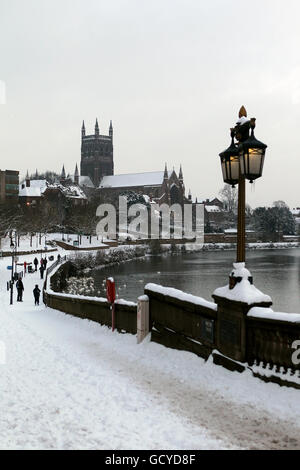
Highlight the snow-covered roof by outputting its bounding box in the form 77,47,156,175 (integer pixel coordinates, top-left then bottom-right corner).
99,171,171,189
70,175,95,188
199,197,222,204
205,205,221,212
19,179,48,198
59,185,87,200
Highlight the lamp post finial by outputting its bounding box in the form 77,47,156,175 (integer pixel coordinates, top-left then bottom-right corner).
239,106,247,118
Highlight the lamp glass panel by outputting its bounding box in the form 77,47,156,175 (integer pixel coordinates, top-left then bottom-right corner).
221,159,227,182
248,148,264,177
226,155,239,181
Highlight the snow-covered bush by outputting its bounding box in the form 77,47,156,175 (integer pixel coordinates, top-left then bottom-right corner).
65,276,95,296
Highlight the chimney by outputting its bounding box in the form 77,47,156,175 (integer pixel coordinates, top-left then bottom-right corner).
26,171,30,188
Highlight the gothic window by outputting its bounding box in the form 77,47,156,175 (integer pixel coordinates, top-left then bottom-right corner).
170,185,181,205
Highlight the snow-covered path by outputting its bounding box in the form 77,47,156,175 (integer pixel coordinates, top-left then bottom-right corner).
0,252,299,450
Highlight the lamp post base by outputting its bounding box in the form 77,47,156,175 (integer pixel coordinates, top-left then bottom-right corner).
228,262,253,290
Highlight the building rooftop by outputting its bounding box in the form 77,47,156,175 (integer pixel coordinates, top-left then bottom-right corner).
99,171,172,189
19,179,48,198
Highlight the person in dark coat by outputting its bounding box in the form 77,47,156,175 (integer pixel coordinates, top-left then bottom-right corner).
39,265,44,279
34,257,38,271
43,257,48,269
16,278,24,302
33,285,41,306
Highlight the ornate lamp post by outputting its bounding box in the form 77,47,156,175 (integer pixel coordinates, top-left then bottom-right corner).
219,106,267,287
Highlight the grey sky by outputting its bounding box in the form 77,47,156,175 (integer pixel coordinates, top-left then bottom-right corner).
0,0,299,208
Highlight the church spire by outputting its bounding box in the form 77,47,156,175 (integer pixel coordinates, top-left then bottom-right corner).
81,120,85,138
95,118,99,136
179,164,183,182
109,120,113,140
26,170,30,188
74,163,79,185
60,165,66,184
164,163,168,180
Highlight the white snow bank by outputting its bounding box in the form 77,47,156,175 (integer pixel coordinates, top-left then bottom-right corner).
145,283,217,311
248,307,300,323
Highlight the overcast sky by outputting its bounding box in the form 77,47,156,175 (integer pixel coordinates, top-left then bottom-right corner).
0,0,299,208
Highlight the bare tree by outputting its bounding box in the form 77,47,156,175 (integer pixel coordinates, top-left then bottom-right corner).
219,184,238,214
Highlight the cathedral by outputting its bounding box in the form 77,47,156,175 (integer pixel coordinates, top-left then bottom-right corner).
80,118,187,205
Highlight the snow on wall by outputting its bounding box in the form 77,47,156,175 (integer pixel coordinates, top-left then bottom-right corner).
248,307,300,323
145,283,217,311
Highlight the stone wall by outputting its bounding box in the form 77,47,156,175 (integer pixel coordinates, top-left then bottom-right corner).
145,284,300,387
144,285,217,360
45,291,137,334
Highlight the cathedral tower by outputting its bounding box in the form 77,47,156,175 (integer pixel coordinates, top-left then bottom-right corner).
80,118,114,186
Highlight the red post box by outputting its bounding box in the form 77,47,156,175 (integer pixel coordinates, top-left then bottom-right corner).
106,277,116,303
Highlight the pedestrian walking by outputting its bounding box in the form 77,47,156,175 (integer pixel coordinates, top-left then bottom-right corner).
24,261,27,275
33,285,41,306
43,257,48,269
57,254,61,262
16,278,24,302
34,257,38,272
39,265,44,279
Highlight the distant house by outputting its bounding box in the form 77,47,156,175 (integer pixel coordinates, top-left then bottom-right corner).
19,176,48,207
19,172,87,209
200,197,224,210
197,197,226,232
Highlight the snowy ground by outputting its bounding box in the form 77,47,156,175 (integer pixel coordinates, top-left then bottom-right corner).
0,251,300,450
0,233,110,252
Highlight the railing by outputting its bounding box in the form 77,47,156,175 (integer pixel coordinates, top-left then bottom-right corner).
145,284,217,360
43,255,67,302
246,313,300,372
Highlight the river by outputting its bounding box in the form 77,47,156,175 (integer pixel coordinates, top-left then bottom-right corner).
89,248,300,313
